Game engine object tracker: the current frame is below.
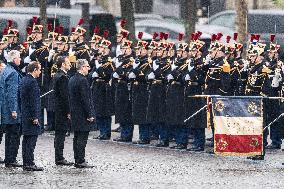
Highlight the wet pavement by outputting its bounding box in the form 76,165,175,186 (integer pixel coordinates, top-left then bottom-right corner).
0,125,284,189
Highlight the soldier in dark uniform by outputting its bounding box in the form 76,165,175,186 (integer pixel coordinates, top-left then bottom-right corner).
146,33,171,147
69,19,91,77
264,35,283,149
113,39,134,142
91,36,115,140
129,32,152,144
185,38,207,151
245,41,271,160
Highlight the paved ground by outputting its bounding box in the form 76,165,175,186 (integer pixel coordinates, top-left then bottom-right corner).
0,125,284,189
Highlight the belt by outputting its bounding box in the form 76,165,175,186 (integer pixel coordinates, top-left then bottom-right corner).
118,79,127,84
171,81,181,85
153,80,163,84
187,81,198,86
96,79,105,82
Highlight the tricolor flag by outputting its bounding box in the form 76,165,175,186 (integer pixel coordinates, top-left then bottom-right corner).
212,97,263,156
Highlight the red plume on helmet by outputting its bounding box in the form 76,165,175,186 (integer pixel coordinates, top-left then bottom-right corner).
3,28,8,35
163,33,169,40
152,32,158,40
47,23,53,32
120,19,127,28
250,34,255,42
233,33,238,41
78,18,84,26
103,30,109,39
138,32,143,40
178,33,184,41
32,16,38,24
216,33,223,40
211,34,217,42
159,32,164,40
7,20,13,28
71,27,76,33
226,36,231,43
255,34,260,41
191,33,196,41
122,31,129,38
26,27,32,35
196,31,202,39
58,26,64,34
270,34,275,43
94,26,100,34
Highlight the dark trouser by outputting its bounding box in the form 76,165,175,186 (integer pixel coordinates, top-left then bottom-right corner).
54,130,67,162
120,123,134,140
40,109,45,134
157,122,169,142
175,125,188,145
22,135,38,166
139,124,150,141
150,124,159,138
97,116,112,138
0,125,4,144
46,111,55,131
5,124,21,164
73,131,89,164
270,125,282,146
192,128,205,149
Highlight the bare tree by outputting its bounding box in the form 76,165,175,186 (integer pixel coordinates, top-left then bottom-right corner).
181,0,197,42
120,0,136,42
236,0,248,45
81,3,90,41
0,0,4,7
40,0,47,37
253,0,258,9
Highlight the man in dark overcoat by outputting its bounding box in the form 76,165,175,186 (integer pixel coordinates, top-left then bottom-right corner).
68,59,95,168
20,61,43,171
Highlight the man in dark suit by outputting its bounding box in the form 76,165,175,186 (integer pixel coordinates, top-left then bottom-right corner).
53,56,73,166
68,59,95,168
20,61,43,171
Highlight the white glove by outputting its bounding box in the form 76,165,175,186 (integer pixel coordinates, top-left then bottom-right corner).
133,61,140,69
185,74,190,81
29,46,35,56
204,54,211,65
147,72,155,80
188,63,194,72
4,50,9,62
24,56,31,64
153,61,159,71
48,49,55,62
95,60,102,69
167,74,174,81
113,72,119,79
92,72,99,78
115,59,122,68
128,72,136,79
171,64,178,71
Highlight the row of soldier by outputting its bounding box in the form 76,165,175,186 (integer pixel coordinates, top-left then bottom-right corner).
0,18,284,168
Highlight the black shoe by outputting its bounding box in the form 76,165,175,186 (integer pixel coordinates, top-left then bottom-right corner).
74,162,94,168
0,157,4,164
133,140,150,145
5,161,22,168
150,135,159,140
93,135,110,140
55,159,73,166
247,155,264,160
155,141,169,147
111,127,121,133
170,144,187,150
23,165,44,171
187,147,204,152
266,144,281,150
113,137,132,143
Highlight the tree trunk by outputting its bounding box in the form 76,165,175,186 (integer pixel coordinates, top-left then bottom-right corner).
236,0,248,45
181,0,197,42
253,0,258,9
134,0,153,13
81,3,90,41
120,0,136,42
0,0,4,7
40,0,47,37
60,0,71,9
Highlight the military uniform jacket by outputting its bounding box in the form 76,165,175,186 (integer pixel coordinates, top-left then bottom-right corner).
131,55,152,124
146,57,170,123
53,69,70,131
91,55,115,117
68,72,95,131
113,55,133,123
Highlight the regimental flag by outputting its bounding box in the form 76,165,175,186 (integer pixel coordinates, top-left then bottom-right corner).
212,97,263,156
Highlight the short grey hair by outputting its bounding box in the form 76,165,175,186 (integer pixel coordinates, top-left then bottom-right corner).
8,50,21,63
76,59,88,70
